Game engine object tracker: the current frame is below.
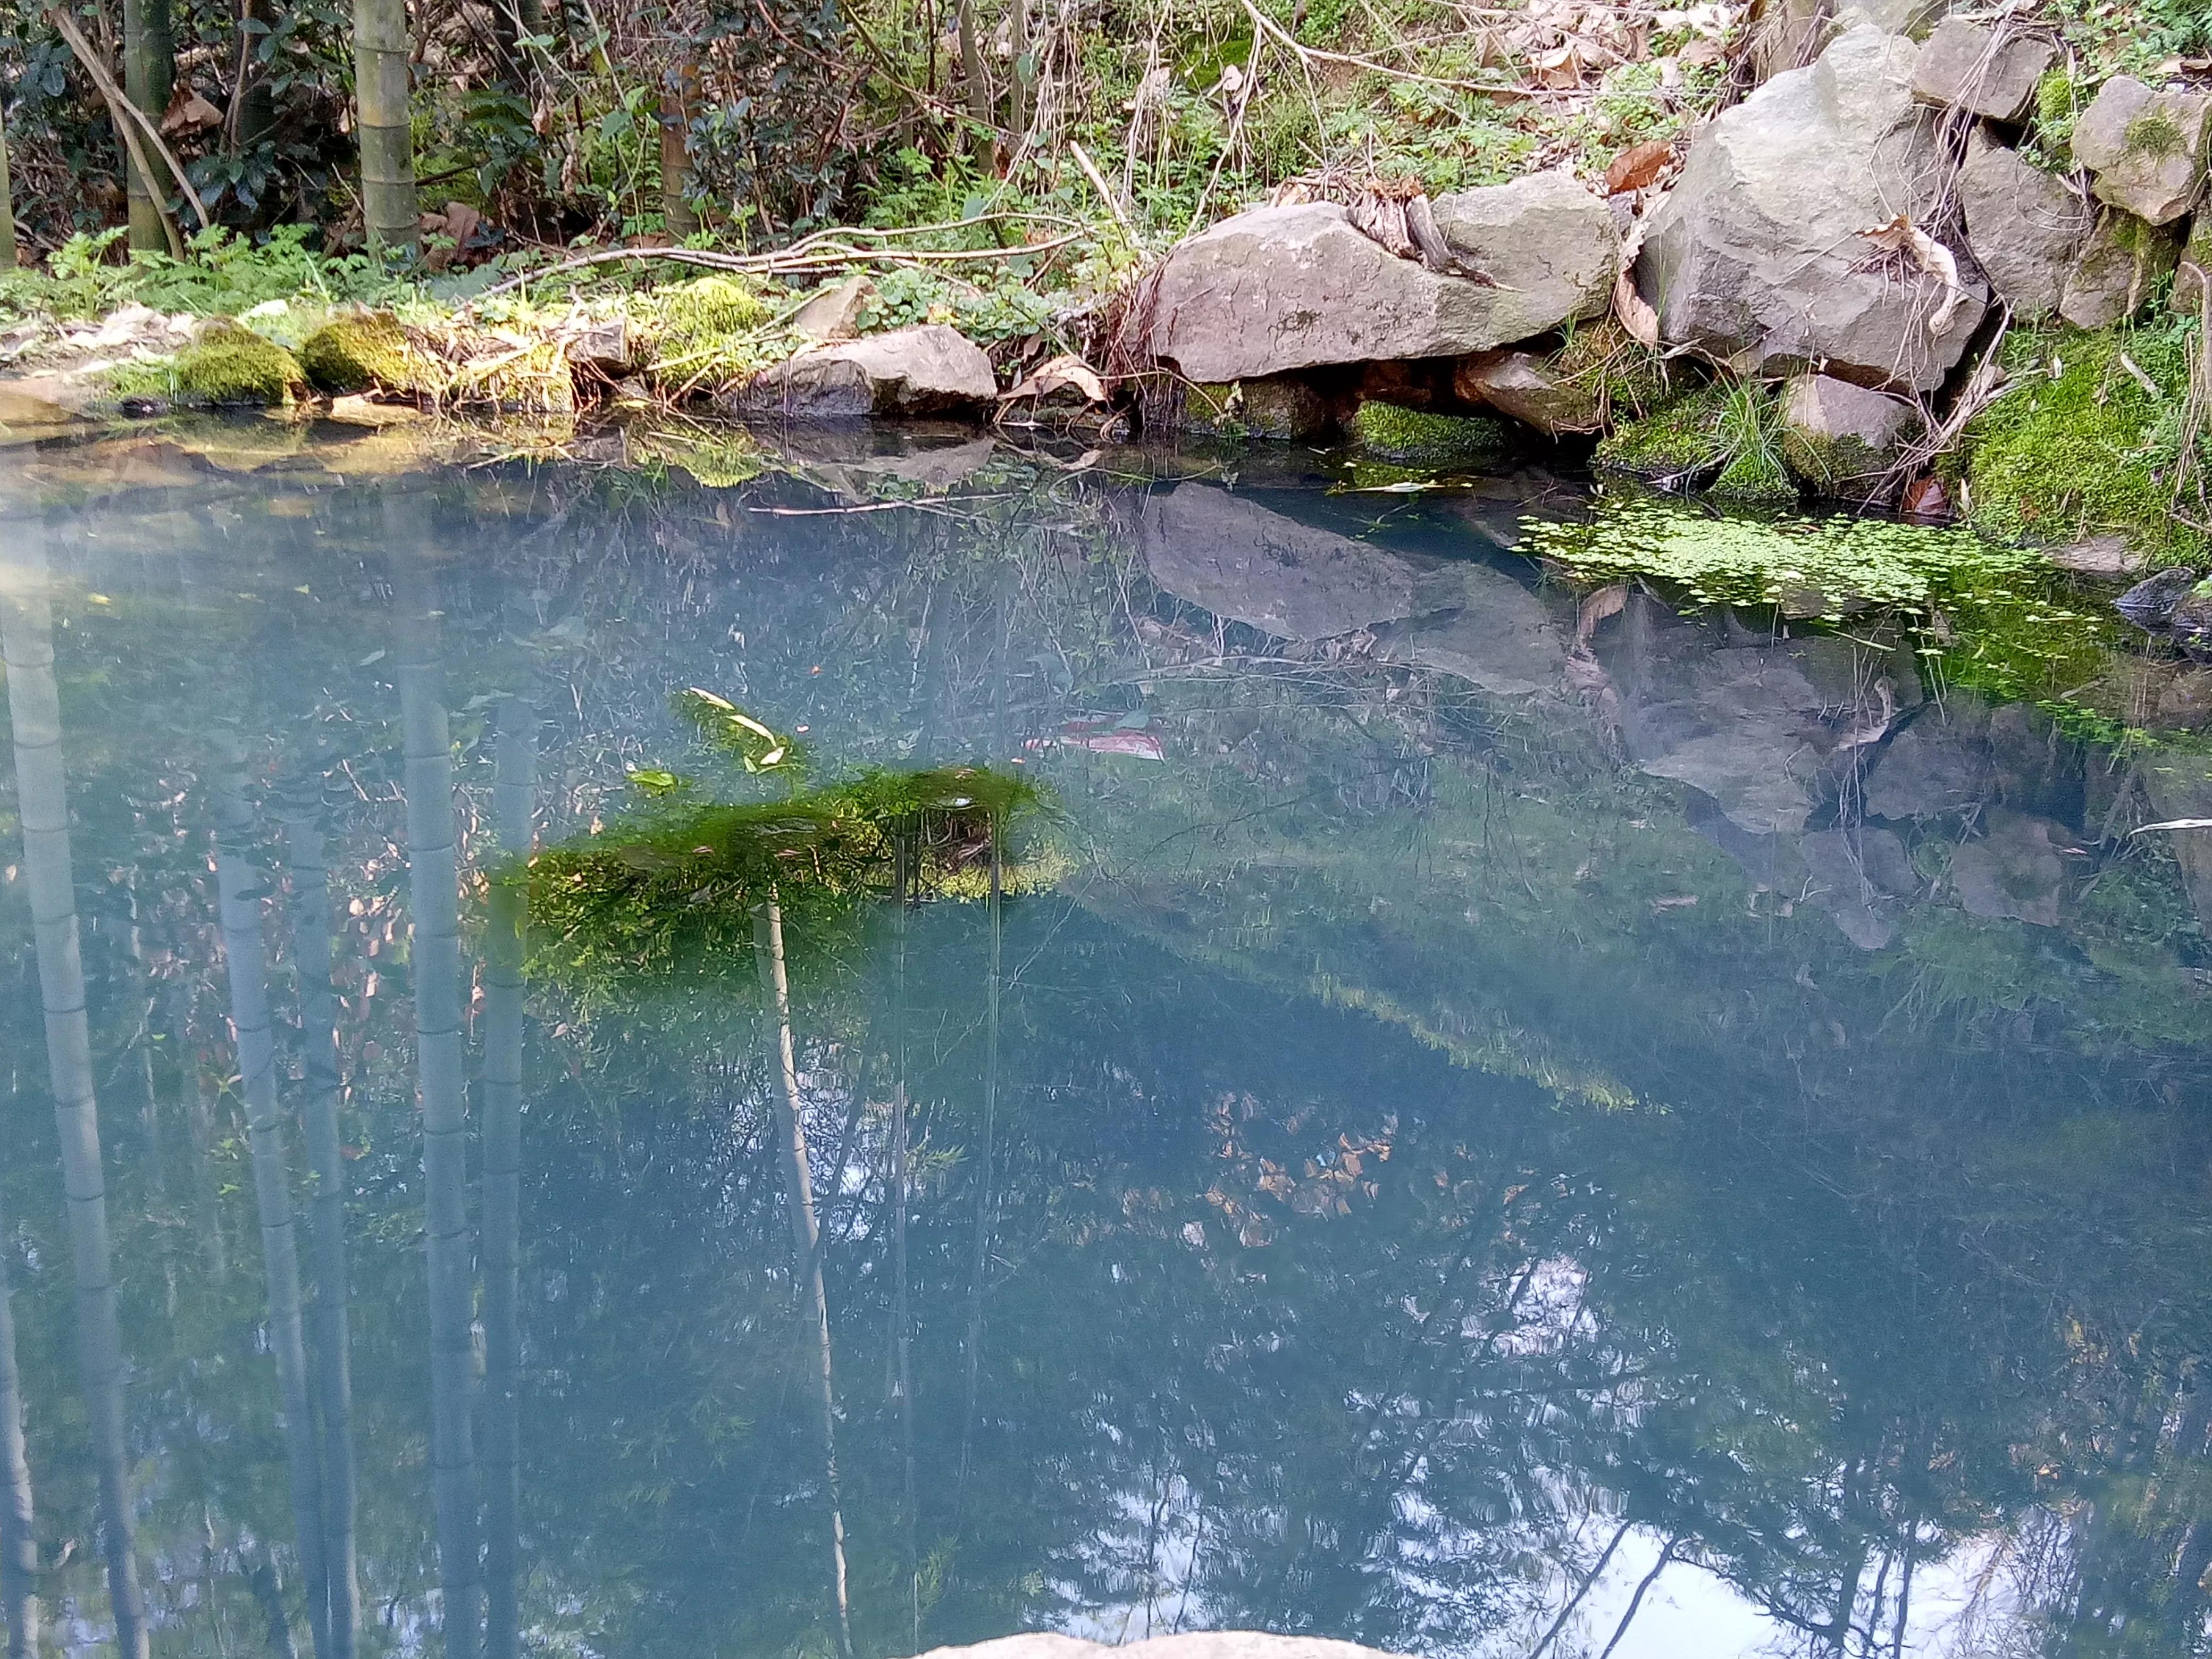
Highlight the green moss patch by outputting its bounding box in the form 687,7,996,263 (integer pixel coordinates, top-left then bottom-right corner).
108,321,306,409
1958,323,2210,563
300,311,445,397
1593,384,1733,480
644,276,780,395
1352,400,1510,464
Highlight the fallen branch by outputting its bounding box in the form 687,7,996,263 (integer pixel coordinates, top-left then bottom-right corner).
1238,0,1538,99
46,9,211,237
476,224,1090,298
1069,140,1136,239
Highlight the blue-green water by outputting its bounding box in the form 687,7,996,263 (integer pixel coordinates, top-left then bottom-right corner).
2,423,2211,1658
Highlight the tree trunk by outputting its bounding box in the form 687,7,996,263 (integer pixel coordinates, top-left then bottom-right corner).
0,514,152,1659
354,0,417,253
956,0,988,152
0,1188,39,1659
280,805,361,1659
0,111,18,269
480,698,533,1659
121,0,173,252
1008,0,1029,141
210,731,333,1659
752,893,854,1659
658,59,699,238
392,533,481,1659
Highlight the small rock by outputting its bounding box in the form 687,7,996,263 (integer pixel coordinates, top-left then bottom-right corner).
1949,809,2066,925
2059,210,2185,329
1182,376,1335,439
2175,210,2211,314
734,324,997,418
792,274,875,343
2171,581,2212,648
560,317,633,374
1427,170,1621,320
2116,566,2201,631
1908,19,2055,121
1958,130,2094,320
1777,372,1916,494
1454,350,1600,435
2071,76,2212,226
324,394,424,428
2050,532,2144,576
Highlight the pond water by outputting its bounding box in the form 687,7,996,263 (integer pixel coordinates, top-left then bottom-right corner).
2,421,2211,1659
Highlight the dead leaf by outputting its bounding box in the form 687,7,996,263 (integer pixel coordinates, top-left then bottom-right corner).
1000,352,1109,407
1900,475,1952,521
443,201,484,246
1577,582,1628,641
1604,139,1672,196
161,89,223,135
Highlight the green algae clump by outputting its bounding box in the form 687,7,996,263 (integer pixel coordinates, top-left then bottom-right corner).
300,310,444,397
1353,400,1510,464
1959,324,2209,564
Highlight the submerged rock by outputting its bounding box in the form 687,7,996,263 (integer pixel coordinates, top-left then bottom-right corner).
1863,699,1996,819
1634,27,1986,390
1908,18,2054,121
2071,77,2212,227
734,324,998,418
1958,132,2095,321
1139,189,1612,384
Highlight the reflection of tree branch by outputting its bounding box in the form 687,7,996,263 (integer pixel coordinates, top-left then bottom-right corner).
1597,1535,1677,1659
1530,1519,1633,1659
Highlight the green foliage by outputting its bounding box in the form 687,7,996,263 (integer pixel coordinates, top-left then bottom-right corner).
1708,383,1796,504
0,227,395,325
1959,321,2211,563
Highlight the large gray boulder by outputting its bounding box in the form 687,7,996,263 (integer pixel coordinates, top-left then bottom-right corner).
2072,77,2211,227
1634,26,1987,391
917,1638,1409,1659
734,324,996,417
1958,131,2095,320
1140,182,1615,383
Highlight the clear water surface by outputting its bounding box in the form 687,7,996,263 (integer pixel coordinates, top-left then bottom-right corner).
2,420,2210,1659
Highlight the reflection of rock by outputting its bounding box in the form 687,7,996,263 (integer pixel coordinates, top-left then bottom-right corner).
1137,485,1568,694
2143,750,2212,934
760,423,998,493
1369,601,1569,698
1803,825,1916,949
1949,809,2068,925
1601,599,1880,834
1863,698,1996,819
917,1636,1406,1658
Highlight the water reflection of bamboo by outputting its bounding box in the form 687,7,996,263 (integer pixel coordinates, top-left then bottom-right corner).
280,785,363,1659
752,890,856,1659
0,1184,39,1659
211,730,334,1659
0,514,152,1658
392,531,483,1659
482,696,535,1659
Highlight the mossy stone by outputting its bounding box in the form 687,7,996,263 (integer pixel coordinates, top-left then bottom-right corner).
1183,376,1332,440
648,276,776,393
300,311,440,397
1779,430,1889,495
1593,385,1734,481
1352,400,1510,465
1710,445,1798,504
155,322,306,407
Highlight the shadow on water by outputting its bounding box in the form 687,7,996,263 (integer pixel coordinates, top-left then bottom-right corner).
0,421,2209,1657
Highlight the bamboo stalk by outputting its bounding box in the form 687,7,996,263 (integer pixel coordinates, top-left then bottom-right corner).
354,0,418,253
0,112,18,268
0,1186,39,1659
45,9,208,241
119,0,171,251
